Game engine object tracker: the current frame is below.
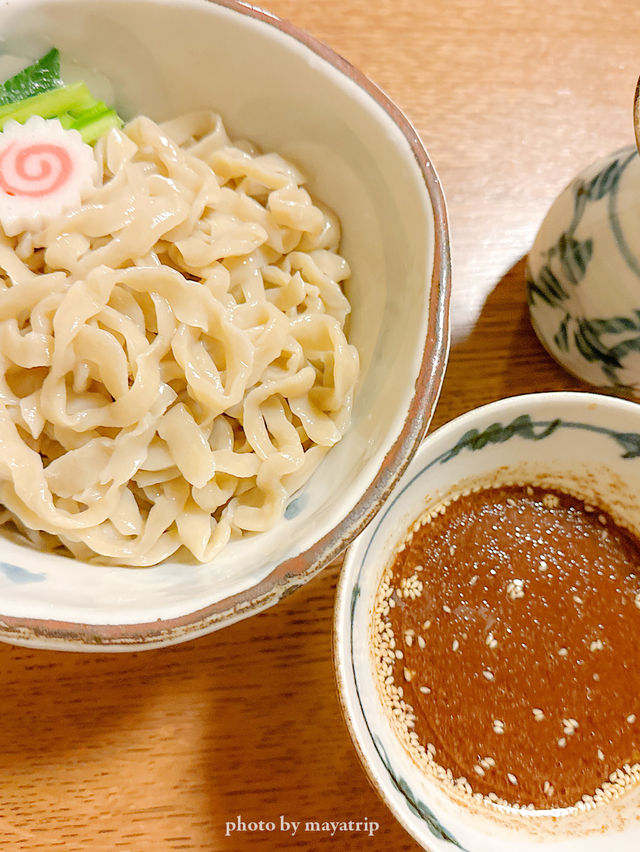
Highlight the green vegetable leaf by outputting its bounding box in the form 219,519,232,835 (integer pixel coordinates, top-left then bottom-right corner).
0,48,61,107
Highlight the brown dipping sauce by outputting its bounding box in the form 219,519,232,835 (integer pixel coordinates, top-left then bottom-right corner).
373,484,640,810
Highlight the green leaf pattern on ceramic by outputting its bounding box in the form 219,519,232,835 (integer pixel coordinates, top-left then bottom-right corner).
527,148,640,388
372,735,466,850
434,415,561,465
551,312,640,384
431,415,640,465
527,234,593,307
576,153,630,202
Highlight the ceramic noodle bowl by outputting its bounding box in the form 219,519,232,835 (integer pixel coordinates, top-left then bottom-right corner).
527,144,640,394
0,0,450,650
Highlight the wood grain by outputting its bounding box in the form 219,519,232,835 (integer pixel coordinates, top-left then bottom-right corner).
2,0,639,848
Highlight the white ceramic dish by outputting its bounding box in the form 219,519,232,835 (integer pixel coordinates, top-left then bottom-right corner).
335,392,640,852
0,0,450,650
527,145,640,393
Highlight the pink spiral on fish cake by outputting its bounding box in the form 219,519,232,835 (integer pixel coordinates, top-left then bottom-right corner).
0,142,73,198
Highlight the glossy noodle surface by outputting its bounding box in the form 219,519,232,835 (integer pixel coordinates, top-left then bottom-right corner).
0,111,359,565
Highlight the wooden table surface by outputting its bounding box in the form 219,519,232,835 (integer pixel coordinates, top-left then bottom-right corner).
3,0,640,849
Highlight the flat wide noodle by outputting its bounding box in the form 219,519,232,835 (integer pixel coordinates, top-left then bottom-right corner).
0,111,359,566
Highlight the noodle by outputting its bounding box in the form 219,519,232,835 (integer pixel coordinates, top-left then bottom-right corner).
0,110,359,566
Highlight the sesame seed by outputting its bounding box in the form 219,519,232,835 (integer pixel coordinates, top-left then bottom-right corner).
443,604,452,613
573,595,583,604
405,633,413,647
507,773,518,785
598,749,605,761
482,669,494,681
634,592,640,610
452,639,459,652
538,558,548,572
598,514,607,525
558,647,568,657
558,737,567,748
486,632,498,648
403,667,413,682
427,743,436,756
469,575,479,586
449,545,455,556
417,635,426,649
627,714,636,724
473,765,485,777
423,619,431,629
532,707,545,721
395,649,403,659
590,639,604,652
419,685,431,695
507,578,525,601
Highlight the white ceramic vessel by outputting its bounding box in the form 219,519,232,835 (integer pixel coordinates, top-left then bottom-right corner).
335,392,640,852
528,145,640,393
0,0,450,650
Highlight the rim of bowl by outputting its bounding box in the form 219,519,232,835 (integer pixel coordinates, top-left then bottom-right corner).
0,0,451,651
333,390,640,851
